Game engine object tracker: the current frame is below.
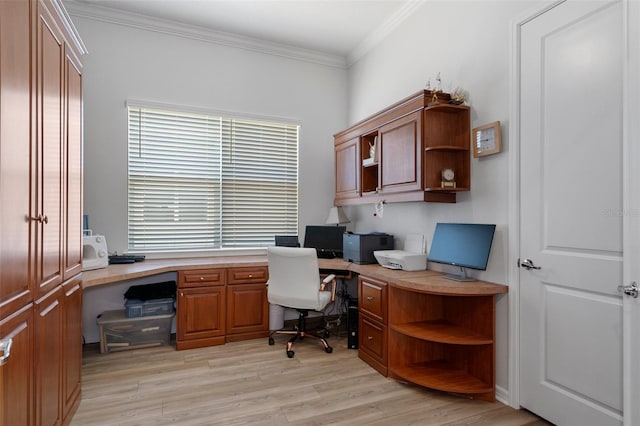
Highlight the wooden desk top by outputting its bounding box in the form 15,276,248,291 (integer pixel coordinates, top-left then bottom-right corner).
82,255,507,296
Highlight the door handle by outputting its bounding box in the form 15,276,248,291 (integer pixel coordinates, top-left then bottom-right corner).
519,258,541,270
0,338,13,366
618,282,639,298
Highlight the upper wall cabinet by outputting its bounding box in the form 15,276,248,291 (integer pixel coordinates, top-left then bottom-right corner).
333,90,471,205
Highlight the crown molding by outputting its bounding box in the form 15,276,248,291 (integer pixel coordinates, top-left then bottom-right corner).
347,0,425,66
63,0,348,69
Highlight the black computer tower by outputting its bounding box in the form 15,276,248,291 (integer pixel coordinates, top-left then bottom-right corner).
347,299,358,349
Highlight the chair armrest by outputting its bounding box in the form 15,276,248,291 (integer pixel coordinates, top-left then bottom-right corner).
319,274,337,302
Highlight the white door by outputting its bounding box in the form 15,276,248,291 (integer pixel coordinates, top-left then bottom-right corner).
518,1,636,425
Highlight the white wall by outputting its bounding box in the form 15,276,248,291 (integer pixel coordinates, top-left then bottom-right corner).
74,17,348,255
344,1,539,397
74,1,540,398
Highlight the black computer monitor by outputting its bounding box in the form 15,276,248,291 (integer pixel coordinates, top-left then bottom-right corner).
274,235,300,247
427,223,496,281
303,225,346,258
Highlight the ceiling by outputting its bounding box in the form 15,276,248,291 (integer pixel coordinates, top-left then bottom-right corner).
66,0,420,65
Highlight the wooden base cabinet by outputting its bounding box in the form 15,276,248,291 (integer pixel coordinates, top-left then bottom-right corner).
358,273,506,402
388,287,496,401
177,267,269,350
226,267,269,342
358,276,388,376
177,269,226,350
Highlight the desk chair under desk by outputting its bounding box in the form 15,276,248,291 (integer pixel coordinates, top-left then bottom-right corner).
266,247,337,358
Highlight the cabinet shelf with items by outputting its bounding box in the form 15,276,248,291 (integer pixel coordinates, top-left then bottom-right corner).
333,90,471,205
423,103,471,199
360,132,379,194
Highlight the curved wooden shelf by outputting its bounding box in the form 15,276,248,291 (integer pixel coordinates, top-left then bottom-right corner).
424,187,471,192
391,320,493,345
390,361,493,395
424,103,469,113
424,145,469,152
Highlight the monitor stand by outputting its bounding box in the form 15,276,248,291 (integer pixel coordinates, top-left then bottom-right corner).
442,267,476,282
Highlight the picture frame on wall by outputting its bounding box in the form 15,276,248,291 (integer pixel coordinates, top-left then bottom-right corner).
472,121,502,157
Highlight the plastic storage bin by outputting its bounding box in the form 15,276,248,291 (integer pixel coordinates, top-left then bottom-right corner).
96,309,174,353
125,297,175,318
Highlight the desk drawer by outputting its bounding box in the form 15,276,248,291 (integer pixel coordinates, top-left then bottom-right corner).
227,266,268,284
179,269,226,288
359,315,387,371
359,276,387,323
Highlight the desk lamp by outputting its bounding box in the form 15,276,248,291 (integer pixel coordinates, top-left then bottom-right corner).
325,206,350,226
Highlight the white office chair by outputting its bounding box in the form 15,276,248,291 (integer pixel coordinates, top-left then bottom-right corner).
267,246,337,358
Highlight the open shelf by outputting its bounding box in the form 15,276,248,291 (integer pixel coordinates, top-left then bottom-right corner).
390,360,493,395
391,320,493,345
424,145,469,152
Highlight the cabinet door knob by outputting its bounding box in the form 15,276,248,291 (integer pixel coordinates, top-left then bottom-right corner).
367,336,373,340
366,296,373,301
248,274,253,278
29,214,45,223
200,277,204,280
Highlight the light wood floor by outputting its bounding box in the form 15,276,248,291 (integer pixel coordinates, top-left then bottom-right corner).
72,333,551,426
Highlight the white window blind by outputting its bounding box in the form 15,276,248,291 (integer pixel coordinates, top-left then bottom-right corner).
127,105,298,252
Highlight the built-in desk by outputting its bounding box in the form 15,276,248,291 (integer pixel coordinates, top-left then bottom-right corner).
81,256,507,401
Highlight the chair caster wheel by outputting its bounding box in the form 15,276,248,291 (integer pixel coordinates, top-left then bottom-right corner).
268,337,275,345
325,346,333,354
287,350,295,358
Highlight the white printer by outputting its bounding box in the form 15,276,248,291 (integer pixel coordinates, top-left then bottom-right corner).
374,234,427,271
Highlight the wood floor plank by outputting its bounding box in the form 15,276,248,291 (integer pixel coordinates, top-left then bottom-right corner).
71,335,551,426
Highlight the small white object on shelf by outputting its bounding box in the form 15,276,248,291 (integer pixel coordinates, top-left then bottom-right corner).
363,157,376,167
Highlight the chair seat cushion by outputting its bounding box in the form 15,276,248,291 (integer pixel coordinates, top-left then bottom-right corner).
269,289,332,312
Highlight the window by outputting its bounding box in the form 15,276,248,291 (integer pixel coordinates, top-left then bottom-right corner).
127,105,298,252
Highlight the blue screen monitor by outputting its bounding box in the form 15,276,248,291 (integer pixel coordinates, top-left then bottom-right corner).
428,223,496,281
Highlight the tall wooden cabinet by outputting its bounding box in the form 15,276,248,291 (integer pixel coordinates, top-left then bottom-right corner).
1,0,85,424
334,91,471,205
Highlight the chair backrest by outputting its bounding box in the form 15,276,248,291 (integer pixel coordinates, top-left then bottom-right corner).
267,246,325,310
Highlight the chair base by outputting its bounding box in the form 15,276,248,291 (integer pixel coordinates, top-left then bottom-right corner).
268,310,333,358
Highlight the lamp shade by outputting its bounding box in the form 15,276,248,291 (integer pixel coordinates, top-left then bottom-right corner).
325,206,350,225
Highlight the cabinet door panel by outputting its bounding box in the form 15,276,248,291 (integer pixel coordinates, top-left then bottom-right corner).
36,6,64,296
177,287,225,341
62,278,82,423
0,304,34,426
334,137,360,201
34,286,63,426
226,284,268,335
379,112,422,193
64,56,83,280
0,0,34,320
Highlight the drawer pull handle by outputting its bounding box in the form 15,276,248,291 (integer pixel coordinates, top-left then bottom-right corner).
0,338,13,366
366,296,373,300
367,336,373,340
